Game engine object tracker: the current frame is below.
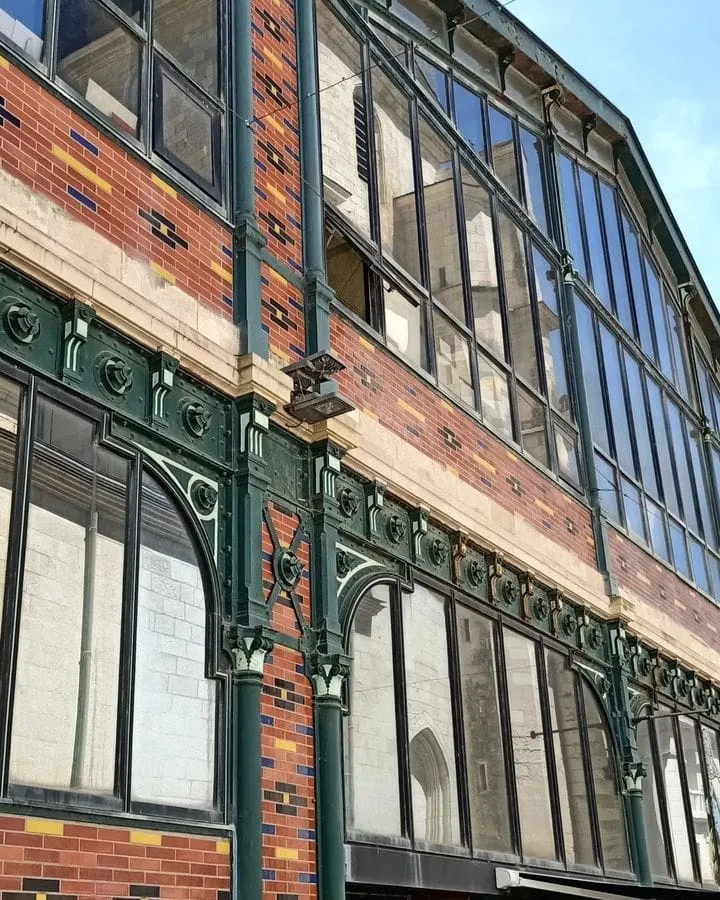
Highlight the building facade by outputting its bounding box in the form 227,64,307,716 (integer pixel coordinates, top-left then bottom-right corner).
0,1,719,899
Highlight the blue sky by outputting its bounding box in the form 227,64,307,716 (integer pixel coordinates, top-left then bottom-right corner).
510,0,720,303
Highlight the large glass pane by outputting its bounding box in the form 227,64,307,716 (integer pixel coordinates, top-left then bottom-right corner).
680,718,715,884
461,166,503,357
10,399,126,794
478,352,512,441
656,709,695,881
317,2,371,238
132,472,216,809
599,326,633,475
434,313,474,407
621,212,654,358
582,682,629,871
453,81,485,157
670,520,691,578
155,66,219,187
598,182,633,334
621,478,646,542
545,652,594,867
326,229,368,321
686,421,714,544
457,607,511,853
644,258,672,376
57,0,141,136
595,454,620,524
517,387,548,468
393,0,447,48
385,286,425,369
499,211,539,389
372,66,421,283
403,585,460,847
0,377,21,634
153,0,217,93
666,297,690,399
700,727,720,885
623,353,659,497
555,424,580,486
518,127,548,234
415,55,448,112
690,538,710,594
576,301,609,453
647,378,680,517
345,584,402,837
647,499,670,563
558,154,586,281
488,105,519,201
578,168,610,308
418,118,463,319
0,0,45,58
636,718,670,878
503,629,556,860
665,400,699,534
532,248,569,415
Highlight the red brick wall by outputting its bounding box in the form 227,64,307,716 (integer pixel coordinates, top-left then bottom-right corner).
330,312,597,568
0,55,233,319
609,528,720,651
0,815,230,899
260,503,317,900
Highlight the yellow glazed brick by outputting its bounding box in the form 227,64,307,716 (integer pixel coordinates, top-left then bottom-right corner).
211,260,233,284
216,840,231,854
358,336,375,353
264,48,283,70
274,738,297,752
275,847,299,860
397,398,425,423
472,453,496,475
151,173,177,198
52,147,112,193
0,56,9,69
26,819,63,836
130,830,162,846
266,183,286,205
535,498,554,517
150,261,176,285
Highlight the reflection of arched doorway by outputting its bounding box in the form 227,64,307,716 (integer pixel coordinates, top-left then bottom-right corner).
409,727,452,844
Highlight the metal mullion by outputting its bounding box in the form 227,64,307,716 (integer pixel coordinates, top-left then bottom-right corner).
0,377,36,796
46,0,60,76
570,160,592,289
362,42,383,252
446,594,471,849
672,714,703,884
390,578,414,844
574,670,604,870
495,621,522,858
115,451,142,809
594,176,620,321
535,640,565,865
152,46,225,112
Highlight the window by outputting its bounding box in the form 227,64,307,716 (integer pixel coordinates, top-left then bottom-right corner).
318,8,573,479
345,579,631,872
0,0,226,199
0,378,222,819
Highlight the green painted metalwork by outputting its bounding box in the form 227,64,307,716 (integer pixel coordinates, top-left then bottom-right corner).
231,0,268,357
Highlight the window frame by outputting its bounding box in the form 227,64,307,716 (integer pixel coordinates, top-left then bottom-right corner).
0,0,229,208
0,364,226,823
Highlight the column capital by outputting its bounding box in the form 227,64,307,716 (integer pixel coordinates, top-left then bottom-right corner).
225,625,274,676
308,651,350,700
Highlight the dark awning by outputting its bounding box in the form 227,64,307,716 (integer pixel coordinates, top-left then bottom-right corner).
496,868,656,900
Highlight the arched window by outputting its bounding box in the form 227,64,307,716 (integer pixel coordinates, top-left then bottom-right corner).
0,375,222,820
344,578,630,872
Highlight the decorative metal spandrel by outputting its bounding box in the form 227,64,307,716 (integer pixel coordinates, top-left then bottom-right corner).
96,352,134,396
338,486,360,519
5,301,41,344
428,537,449,567
386,514,406,545
191,479,218,516
182,399,212,437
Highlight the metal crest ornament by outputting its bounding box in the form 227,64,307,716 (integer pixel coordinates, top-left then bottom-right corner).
191,480,218,516
387,514,406,544
429,538,448,566
98,353,134,395
182,400,212,437
502,577,519,606
561,610,578,638
5,302,40,344
651,652,672,689
275,548,304,590
466,557,485,588
336,549,353,578
338,487,360,518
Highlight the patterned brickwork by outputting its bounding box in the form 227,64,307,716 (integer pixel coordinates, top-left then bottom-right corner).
0,816,230,899
609,529,720,651
262,263,306,366
330,313,596,567
261,504,317,900
0,55,233,318
252,0,303,277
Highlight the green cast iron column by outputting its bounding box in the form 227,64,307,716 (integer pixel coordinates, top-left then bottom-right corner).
229,637,273,900
296,0,335,355
231,0,268,356
608,624,652,885
309,442,349,900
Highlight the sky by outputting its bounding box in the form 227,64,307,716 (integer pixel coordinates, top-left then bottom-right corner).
508,0,720,303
